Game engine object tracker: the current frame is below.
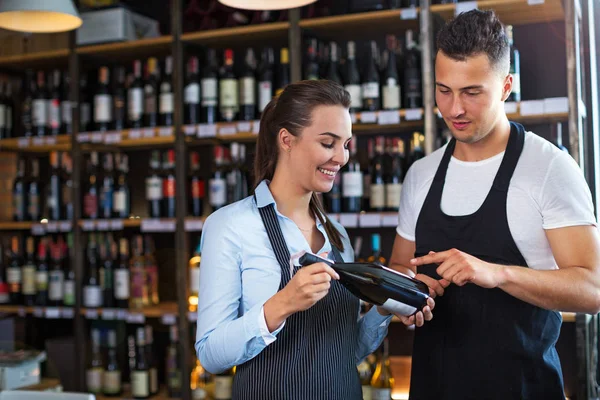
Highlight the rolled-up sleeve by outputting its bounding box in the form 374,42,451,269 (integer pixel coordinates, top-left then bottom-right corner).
355,306,393,363
195,213,283,373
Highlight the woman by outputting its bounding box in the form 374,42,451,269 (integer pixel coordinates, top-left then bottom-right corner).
195,80,428,399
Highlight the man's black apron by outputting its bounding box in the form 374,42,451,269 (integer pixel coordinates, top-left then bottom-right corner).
231,198,362,399
410,122,564,399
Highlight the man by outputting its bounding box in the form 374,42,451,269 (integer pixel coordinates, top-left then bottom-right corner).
389,9,600,399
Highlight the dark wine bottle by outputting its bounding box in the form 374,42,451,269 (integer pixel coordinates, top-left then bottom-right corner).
344,41,362,113
239,48,257,121
257,47,274,115
362,42,381,111
160,56,174,126
184,56,200,125
201,49,219,124
128,60,144,129
219,49,238,122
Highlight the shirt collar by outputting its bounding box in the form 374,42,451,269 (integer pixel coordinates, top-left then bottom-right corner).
254,179,325,228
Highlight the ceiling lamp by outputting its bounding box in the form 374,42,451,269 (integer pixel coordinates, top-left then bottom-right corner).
218,0,317,11
0,0,82,33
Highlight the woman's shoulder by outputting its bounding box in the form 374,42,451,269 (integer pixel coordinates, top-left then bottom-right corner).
203,196,258,233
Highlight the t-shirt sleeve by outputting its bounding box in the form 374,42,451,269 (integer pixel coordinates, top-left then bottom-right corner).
540,153,598,229
396,166,418,242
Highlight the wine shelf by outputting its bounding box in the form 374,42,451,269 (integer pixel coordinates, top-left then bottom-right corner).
0,135,71,152
80,302,179,322
76,36,173,60
0,305,75,319
182,21,290,47
95,385,176,400
0,49,69,71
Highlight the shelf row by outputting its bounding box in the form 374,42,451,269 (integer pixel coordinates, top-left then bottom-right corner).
0,102,569,153
0,0,563,70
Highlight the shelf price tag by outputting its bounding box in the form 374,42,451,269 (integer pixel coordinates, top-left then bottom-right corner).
143,128,155,138
183,125,197,136
339,213,359,228
161,314,177,325
455,1,477,16
198,124,217,138
96,220,110,231
103,131,121,144
127,313,146,324
378,110,400,125
188,312,198,323
82,220,96,231
519,100,545,116
527,0,544,4
85,309,98,319
102,309,116,320
59,221,72,232
31,224,46,236
45,307,60,319
110,219,124,231
33,308,44,318
159,127,173,137
45,137,57,146
90,132,104,143
360,112,377,124
116,310,129,320
381,214,399,227
18,307,26,317
61,308,74,319
237,121,252,133
218,124,237,136
543,97,569,114
77,133,90,143
32,137,45,147
185,219,204,232
129,129,142,139
359,213,382,228
252,120,261,134
504,102,518,114
141,219,175,232
400,7,418,20
46,222,58,233
404,108,423,121
17,138,30,148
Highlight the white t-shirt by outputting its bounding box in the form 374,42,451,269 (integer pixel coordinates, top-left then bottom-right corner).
397,130,598,271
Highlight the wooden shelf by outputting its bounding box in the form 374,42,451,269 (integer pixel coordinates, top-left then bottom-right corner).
182,22,290,48
76,36,173,60
17,378,62,392
299,8,419,39
0,221,35,231
0,135,71,153
95,385,175,400
432,0,564,25
0,49,69,70
81,302,179,320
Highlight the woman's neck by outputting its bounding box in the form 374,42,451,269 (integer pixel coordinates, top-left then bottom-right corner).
269,171,313,222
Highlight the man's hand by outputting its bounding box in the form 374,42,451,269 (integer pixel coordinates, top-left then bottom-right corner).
411,249,506,289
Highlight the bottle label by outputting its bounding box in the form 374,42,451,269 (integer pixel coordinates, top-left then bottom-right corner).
130,267,145,300
160,92,174,114
258,81,272,112
32,100,47,125
191,180,205,199
83,193,97,218
0,104,6,128
48,270,64,300
512,73,521,94
114,269,130,300
185,83,200,104
370,184,385,209
189,267,200,294
193,388,208,399
86,368,103,393
214,376,233,399
128,88,143,121
101,266,113,290
13,193,23,219
61,101,72,123
113,190,127,213
6,106,11,130
81,103,91,128
382,297,416,316
48,99,60,129
146,176,163,200
201,78,218,107
103,370,121,394
362,82,380,99
22,265,36,295
83,285,102,308
131,371,150,397
48,177,60,210
94,94,112,123
101,184,113,212
383,84,401,110
28,193,40,219
240,77,256,106
63,181,72,208
209,178,226,207
163,177,176,198
386,183,402,209
342,171,363,198
362,385,373,400
7,267,22,284
36,271,48,291
64,280,75,305
345,84,362,109
168,370,182,392
371,388,392,400
150,367,158,394
219,79,239,108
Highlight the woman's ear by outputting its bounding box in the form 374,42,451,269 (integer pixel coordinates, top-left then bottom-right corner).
279,128,293,153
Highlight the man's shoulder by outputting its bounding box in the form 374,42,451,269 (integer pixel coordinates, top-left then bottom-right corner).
408,143,447,177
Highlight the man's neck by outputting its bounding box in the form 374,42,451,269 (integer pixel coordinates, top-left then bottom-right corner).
269,170,313,221
453,117,512,162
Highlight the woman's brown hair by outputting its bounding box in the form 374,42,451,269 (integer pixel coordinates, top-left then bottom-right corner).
254,79,351,251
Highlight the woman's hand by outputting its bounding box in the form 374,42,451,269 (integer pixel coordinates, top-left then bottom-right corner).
264,253,339,331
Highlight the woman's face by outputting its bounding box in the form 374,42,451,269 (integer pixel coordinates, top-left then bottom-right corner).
283,104,352,194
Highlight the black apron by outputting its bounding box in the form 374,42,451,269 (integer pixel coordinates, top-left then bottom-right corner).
231,199,362,400
410,122,564,400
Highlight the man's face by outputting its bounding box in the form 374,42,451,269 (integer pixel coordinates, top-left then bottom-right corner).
435,51,509,144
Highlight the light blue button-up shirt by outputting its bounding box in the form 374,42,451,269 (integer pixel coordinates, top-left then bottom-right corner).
195,180,393,374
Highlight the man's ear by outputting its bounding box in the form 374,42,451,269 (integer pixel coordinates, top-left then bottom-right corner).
501,74,513,102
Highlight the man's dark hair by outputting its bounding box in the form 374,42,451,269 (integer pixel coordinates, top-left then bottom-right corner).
437,9,509,74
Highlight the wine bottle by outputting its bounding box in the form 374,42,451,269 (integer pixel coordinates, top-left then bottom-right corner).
87,328,104,394
0,82,7,139
403,29,422,109
5,82,12,138
128,60,144,129
276,48,290,96
506,25,521,102
28,159,42,221
160,56,174,126
62,153,74,221
144,235,159,306
226,143,244,204
370,339,394,400
83,234,102,308
0,243,8,304
342,136,363,213
83,152,99,220
145,325,159,395
326,42,342,84
63,234,75,308
129,235,148,309
112,66,127,131
304,39,320,80
48,239,64,307
61,71,72,134
22,237,37,307
47,70,61,136
344,41,362,113
385,138,404,212
189,151,205,217
146,151,163,218
369,137,386,211
13,158,26,222
166,325,182,397
103,329,122,397
163,150,176,218
220,49,238,122
357,356,374,400
33,70,48,137
209,146,227,211
7,236,22,305
214,368,234,400
326,171,342,213
201,49,219,124
35,237,49,307
48,152,62,221
362,42,381,111
257,47,274,115
94,67,112,132
184,56,201,125
382,35,401,111
191,358,214,399
80,73,92,132
114,237,130,309
239,48,257,121
22,69,35,138
113,153,130,219
189,240,201,312
99,235,115,309
409,132,425,169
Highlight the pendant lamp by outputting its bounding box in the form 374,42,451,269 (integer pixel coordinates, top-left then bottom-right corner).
0,0,82,33
218,0,317,11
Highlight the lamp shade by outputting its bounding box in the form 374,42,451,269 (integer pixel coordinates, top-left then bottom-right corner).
0,0,82,33
218,0,317,11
